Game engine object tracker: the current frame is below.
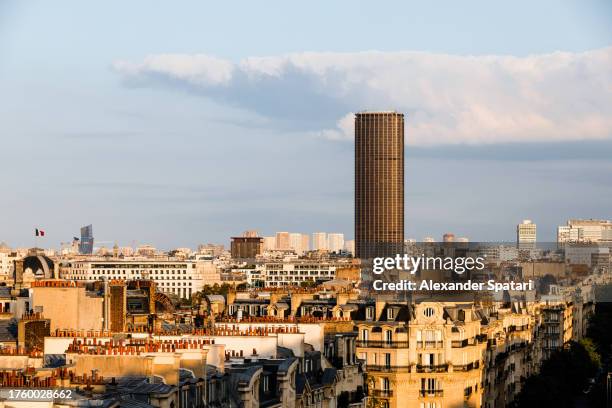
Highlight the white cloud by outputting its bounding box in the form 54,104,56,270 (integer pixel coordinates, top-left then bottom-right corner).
113,48,612,145
319,112,355,141
114,54,234,86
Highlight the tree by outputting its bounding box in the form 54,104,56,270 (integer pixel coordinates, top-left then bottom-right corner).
516,341,600,407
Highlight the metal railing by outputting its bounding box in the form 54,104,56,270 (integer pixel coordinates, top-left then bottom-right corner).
419,389,444,397
372,390,393,398
356,340,409,348
417,341,444,349
366,364,411,373
451,339,470,348
453,362,480,372
416,364,448,373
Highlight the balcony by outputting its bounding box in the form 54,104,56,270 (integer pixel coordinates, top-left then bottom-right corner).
357,340,409,348
419,389,444,397
417,341,444,349
416,364,448,373
451,338,477,348
453,361,480,372
366,364,411,373
372,390,393,398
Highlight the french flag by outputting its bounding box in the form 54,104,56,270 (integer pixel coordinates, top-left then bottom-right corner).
35,228,45,237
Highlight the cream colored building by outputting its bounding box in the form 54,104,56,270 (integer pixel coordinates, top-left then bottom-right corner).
290,233,310,255
312,233,328,251
357,302,485,408
516,220,536,249
0,251,17,282
276,232,291,250
30,283,104,332
354,291,592,408
60,258,209,299
328,233,345,253
557,218,612,244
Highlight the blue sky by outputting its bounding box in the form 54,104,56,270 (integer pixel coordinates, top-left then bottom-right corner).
0,0,611,249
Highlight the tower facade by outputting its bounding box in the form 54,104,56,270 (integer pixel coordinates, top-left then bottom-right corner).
79,224,94,255
355,112,404,259
517,219,537,249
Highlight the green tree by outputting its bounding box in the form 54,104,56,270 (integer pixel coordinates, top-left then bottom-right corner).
516,341,600,407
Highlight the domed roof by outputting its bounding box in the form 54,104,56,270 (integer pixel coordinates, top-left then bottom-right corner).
22,255,54,277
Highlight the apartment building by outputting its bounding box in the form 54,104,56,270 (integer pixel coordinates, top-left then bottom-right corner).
558,218,612,244
240,258,352,286
516,220,536,249
356,301,486,408
60,259,209,299
351,288,594,408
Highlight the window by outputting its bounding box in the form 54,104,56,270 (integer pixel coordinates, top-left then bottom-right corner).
382,377,390,391
387,308,395,320
361,329,369,341
421,378,440,393
366,307,374,320
385,329,393,343
424,307,435,317
384,353,391,367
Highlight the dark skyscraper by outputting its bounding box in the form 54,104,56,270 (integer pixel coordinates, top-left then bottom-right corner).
230,236,264,259
79,224,94,255
355,112,404,259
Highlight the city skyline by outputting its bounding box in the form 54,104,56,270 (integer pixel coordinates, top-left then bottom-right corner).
1,1,611,248
1,3,611,407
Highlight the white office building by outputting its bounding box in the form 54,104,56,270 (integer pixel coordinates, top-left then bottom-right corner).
312,233,328,251
558,219,612,244
517,220,537,249
60,259,211,299
327,233,345,253
241,258,351,286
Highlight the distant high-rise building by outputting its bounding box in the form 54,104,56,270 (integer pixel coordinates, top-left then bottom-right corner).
344,240,355,255
517,220,537,249
557,219,612,244
275,232,291,250
355,111,404,258
301,234,310,253
231,236,264,259
263,236,276,251
312,232,328,251
328,233,345,253
79,224,94,255
289,233,308,255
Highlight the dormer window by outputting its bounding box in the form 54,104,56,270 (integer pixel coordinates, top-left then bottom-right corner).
387,308,395,320
366,307,374,320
